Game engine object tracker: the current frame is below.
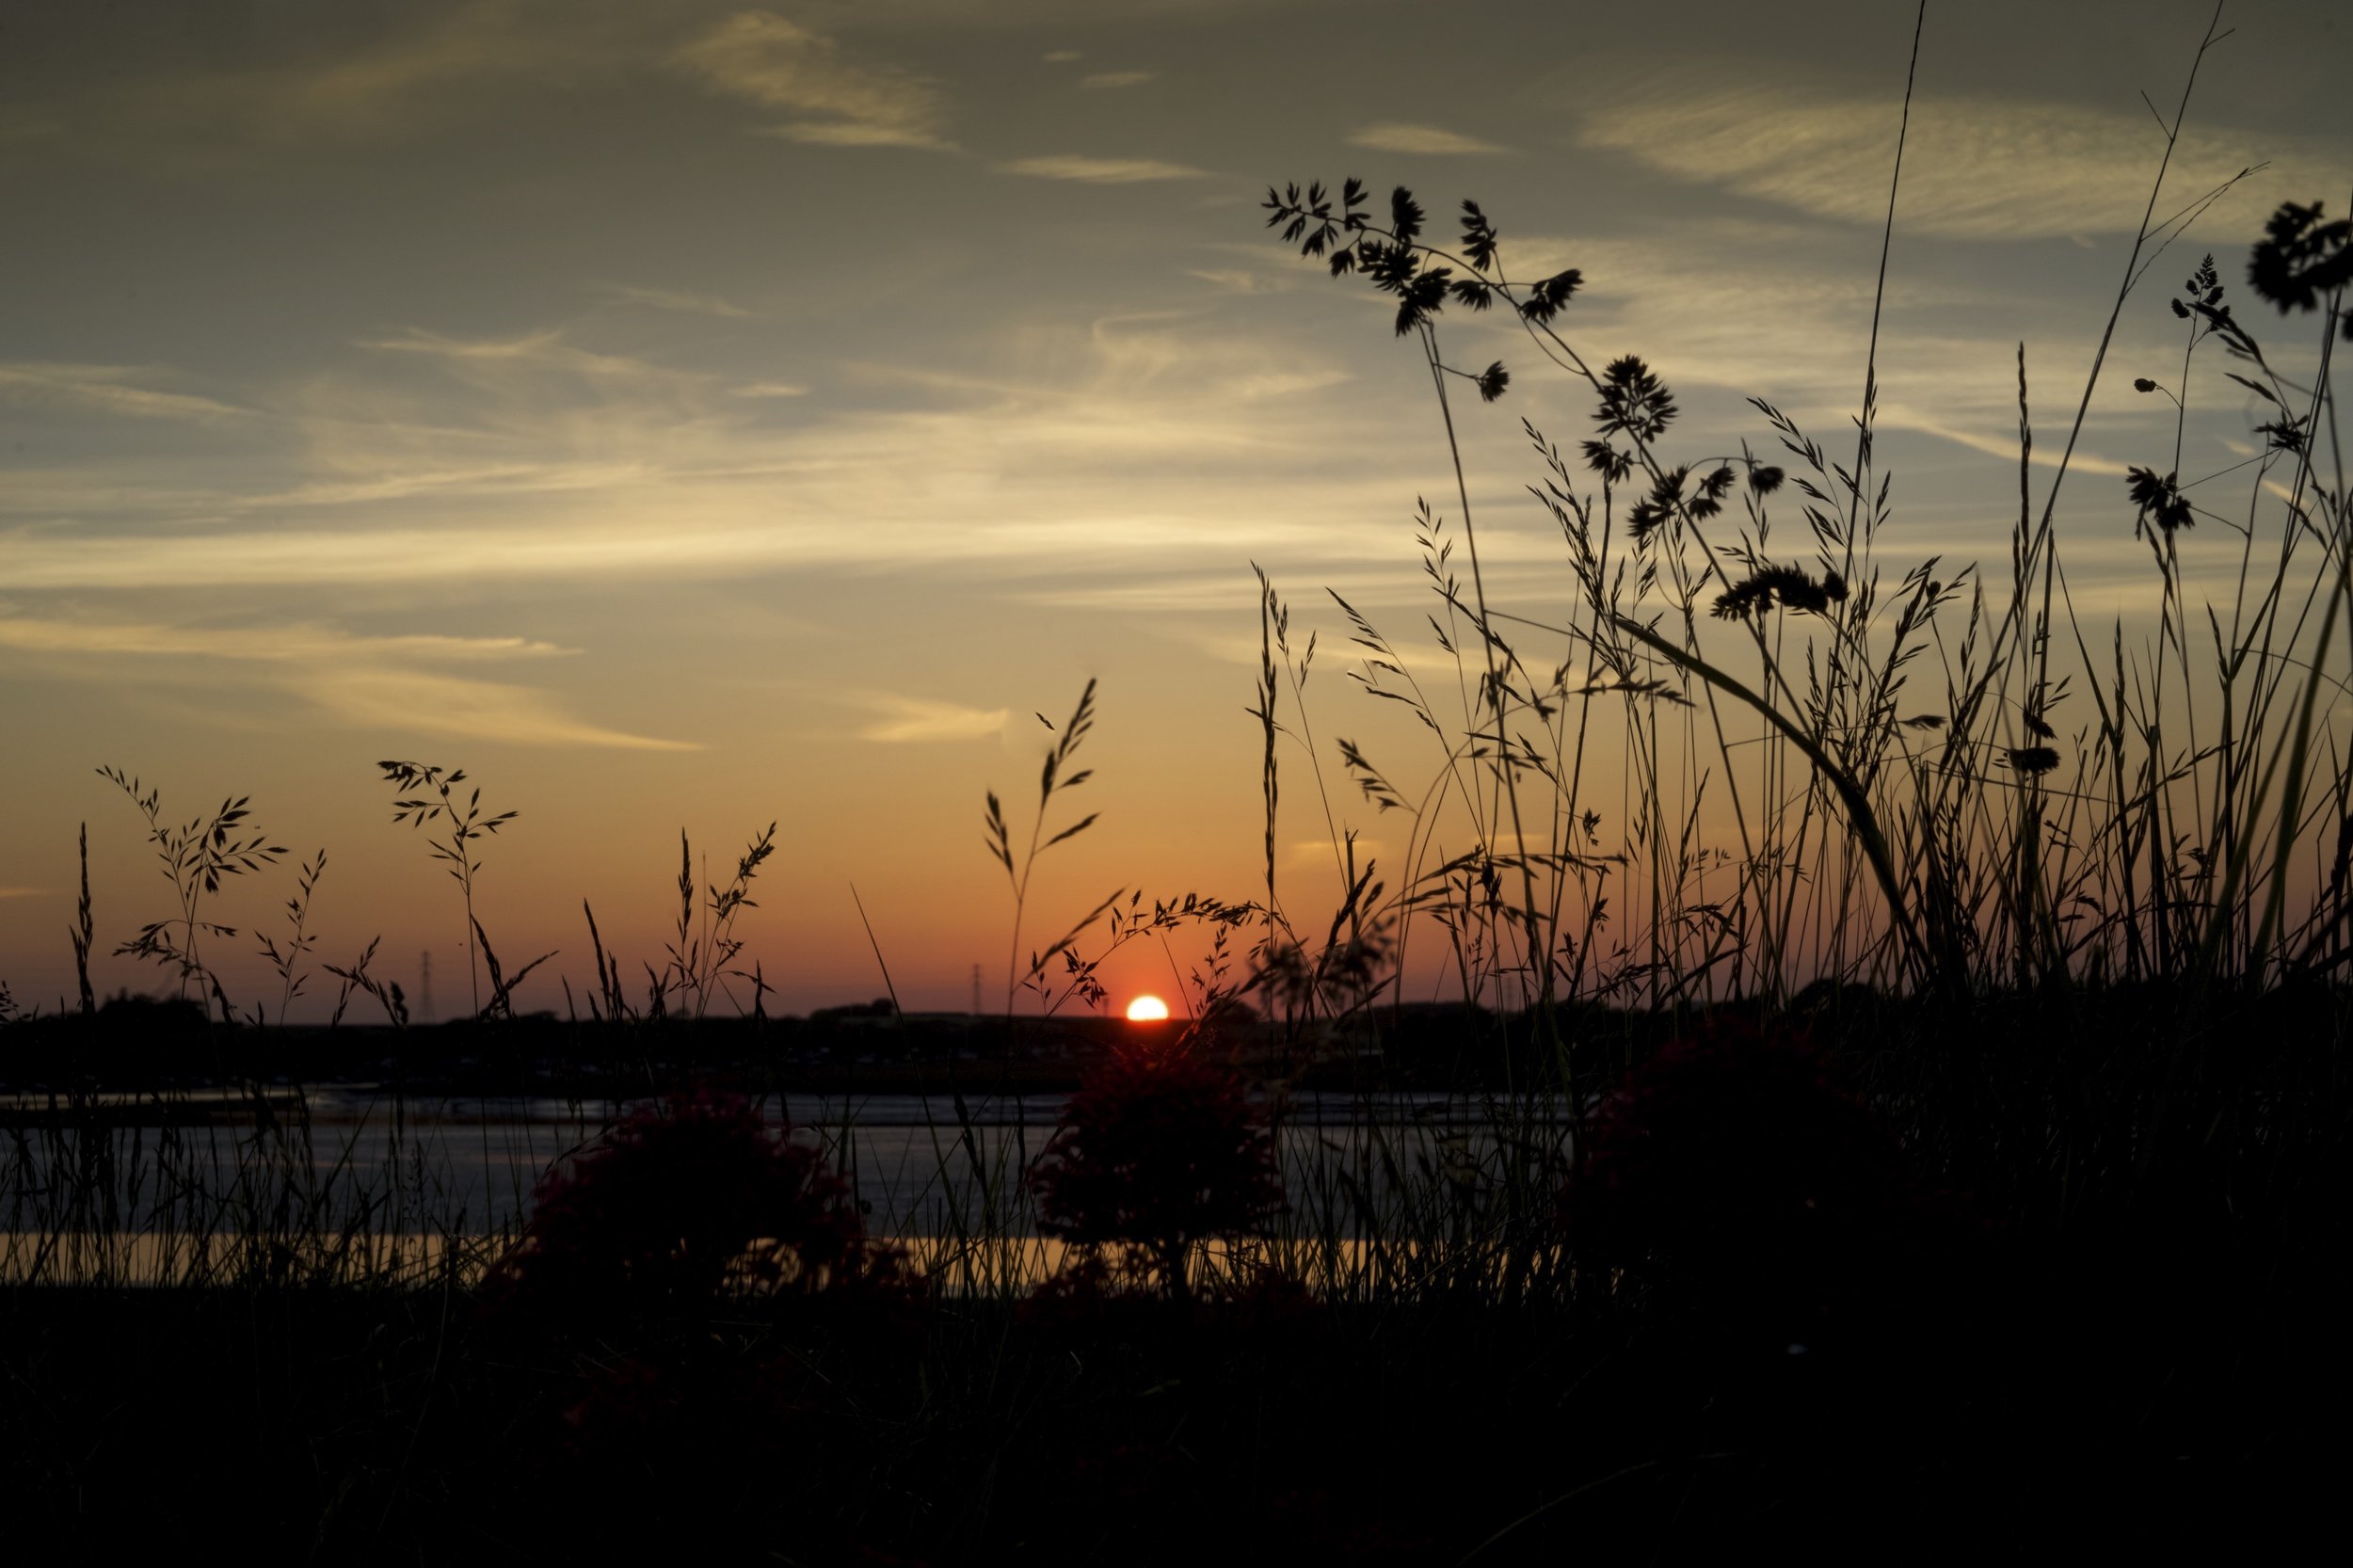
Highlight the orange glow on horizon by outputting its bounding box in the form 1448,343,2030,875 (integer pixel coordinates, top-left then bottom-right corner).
1125,995,1171,1022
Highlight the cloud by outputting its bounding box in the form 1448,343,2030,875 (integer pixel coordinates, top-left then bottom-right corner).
856,694,1011,743
760,120,948,150
31,1,635,156
0,303,1406,596
0,363,248,423
251,464,647,509
1347,121,1508,155
0,887,43,901
997,155,1209,184
1877,405,2136,478
1017,574,1271,614
0,618,579,663
1494,217,2028,414
594,283,752,318
1186,267,1293,295
1082,72,1156,89
246,4,571,140
357,327,682,380
672,11,952,152
0,616,694,750
1286,836,1385,869
731,381,810,398
1576,83,2342,240
0,528,737,589
1043,50,1081,63
296,666,698,750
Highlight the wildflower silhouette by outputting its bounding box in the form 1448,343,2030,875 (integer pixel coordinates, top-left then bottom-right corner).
485,1091,903,1333
1029,1039,1284,1303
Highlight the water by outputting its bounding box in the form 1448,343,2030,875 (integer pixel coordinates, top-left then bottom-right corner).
0,1086,1574,1286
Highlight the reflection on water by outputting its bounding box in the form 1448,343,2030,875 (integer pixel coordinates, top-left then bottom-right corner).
0,1228,1560,1292
2,1089,1572,1288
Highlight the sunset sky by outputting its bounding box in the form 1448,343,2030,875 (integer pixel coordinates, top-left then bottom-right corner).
2,0,2345,1019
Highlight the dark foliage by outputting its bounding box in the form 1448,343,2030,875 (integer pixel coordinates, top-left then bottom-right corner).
483,1091,904,1332
2125,465,2196,537
1518,266,1583,326
1029,1042,1285,1299
1711,564,1848,621
2248,200,2353,334
1593,354,1677,444
1458,197,1497,271
1263,176,1591,396
1581,438,1635,485
1562,1024,1955,1331
1688,463,1738,520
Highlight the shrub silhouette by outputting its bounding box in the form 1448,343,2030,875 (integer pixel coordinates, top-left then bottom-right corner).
1562,1024,1939,1333
1029,1042,1284,1301
485,1091,901,1332
477,1095,916,1558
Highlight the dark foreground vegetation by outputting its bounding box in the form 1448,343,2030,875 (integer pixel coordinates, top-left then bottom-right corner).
0,1267,2339,1561
7,7,2351,1557
1,982,2344,1560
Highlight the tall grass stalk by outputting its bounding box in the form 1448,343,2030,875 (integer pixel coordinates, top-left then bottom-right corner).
376,760,518,1019
1254,3,2343,1032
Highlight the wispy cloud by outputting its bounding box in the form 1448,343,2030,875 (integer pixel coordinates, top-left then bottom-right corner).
1043,50,1081,63
0,616,694,750
0,888,44,901
731,381,810,398
1018,575,1269,614
0,305,1405,594
1286,836,1385,869
856,694,1011,743
1186,267,1293,295
241,3,584,141
998,155,1208,184
760,120,944,150
0,619,572,663
1879,405,2135,478
672,11,952,152
296,666,697,750
28,0,634,156
1498,217,2027,408
593,283,752,318
0,362,248,423
250,463,648,509
1347,121,1507,155
357,327,684,380
1082,72,1156,90
1576,83,2339,240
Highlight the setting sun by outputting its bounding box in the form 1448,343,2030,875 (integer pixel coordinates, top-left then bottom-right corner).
1125,995,1171,1022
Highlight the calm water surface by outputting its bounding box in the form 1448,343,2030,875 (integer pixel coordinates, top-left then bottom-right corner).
2,1087,1574,1285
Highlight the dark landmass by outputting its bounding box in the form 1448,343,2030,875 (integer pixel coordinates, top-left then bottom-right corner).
0,991,1582,1107
2,979,2343,1117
